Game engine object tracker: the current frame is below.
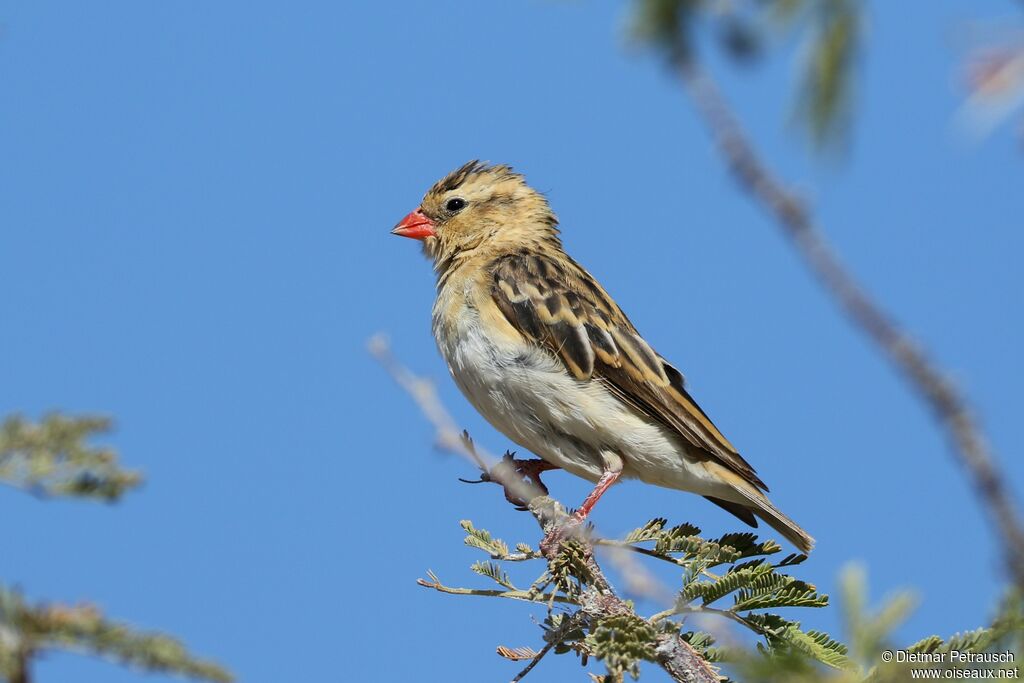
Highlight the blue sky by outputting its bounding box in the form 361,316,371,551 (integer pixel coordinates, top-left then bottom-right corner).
1,1,1021,681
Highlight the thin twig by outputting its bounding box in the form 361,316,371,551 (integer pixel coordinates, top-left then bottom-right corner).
673,54,1024,588
368,335,544,508
416,577,576,606
510,641,555,682
595,539,689,567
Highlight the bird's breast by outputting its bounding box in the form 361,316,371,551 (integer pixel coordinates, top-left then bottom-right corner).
433,293,672,483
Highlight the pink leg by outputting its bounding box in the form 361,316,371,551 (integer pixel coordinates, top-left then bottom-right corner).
572,468,622,522
540,456,624,558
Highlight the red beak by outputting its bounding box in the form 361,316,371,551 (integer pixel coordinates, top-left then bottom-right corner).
391,208,436,240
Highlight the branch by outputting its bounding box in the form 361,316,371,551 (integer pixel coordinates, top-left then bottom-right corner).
367,335,544,508
672,54,1024,589
416,572,576,606
654,635,721,683
544,515,720,683
371,338,720,683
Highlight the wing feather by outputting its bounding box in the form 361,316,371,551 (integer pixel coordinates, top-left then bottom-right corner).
490,251,767,491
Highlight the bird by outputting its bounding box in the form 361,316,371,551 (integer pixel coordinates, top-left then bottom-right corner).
391,161,814,553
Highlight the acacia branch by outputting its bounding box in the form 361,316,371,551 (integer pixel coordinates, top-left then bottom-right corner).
672,54,1024,588
533,507,721,683
416,574,576,606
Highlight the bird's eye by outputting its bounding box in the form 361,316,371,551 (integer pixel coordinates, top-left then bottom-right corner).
445,197,467,213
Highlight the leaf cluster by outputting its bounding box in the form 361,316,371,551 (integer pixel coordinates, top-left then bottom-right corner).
0,588,231,683
427,517,843,680
2,413,231,683
424,518,1019,681
631,0,861,150
0,414,141,501
730,567,1021,683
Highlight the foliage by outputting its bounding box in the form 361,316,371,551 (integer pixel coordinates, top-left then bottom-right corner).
421,517,1020,681
0,414,141,501
731,566,1022,683
631,0,862,150
0,588,231,683
1,413,231,683
791,0,860,149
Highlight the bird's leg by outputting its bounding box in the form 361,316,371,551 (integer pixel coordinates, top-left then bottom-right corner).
540,453,623,558
571,467,622,522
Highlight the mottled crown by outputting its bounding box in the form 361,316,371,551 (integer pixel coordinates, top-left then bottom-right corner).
428,160,523,197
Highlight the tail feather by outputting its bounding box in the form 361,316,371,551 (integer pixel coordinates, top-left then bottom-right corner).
704,495,758,528
743,493,815,554
702,462,815,553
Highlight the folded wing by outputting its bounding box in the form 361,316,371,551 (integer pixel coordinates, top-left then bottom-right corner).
490,251,767,492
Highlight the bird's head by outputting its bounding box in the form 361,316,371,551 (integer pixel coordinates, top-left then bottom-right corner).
391,161,559,267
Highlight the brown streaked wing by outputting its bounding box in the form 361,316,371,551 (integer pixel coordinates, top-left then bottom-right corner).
489,251,767,492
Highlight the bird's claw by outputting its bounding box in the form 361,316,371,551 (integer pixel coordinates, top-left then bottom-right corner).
458,453,557,510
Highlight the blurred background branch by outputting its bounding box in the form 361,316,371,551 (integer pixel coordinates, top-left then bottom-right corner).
0,589,231,683
0,414,141,502
0,414,231,683
631,0,1024,590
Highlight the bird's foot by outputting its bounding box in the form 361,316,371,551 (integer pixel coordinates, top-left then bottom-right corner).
460,450,558,510
539,514,586,559
509,456,556,492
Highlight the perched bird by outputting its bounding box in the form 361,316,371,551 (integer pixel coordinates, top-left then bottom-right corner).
392,161,814,553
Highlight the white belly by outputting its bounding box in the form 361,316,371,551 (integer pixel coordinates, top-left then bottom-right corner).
433,306,726,497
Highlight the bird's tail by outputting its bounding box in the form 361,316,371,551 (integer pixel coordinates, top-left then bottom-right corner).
706,464,815,553
742,490,815,554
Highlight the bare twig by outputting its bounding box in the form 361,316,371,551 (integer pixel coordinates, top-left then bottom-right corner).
416,574,575,606
367,335,544,508
673,55,1024,588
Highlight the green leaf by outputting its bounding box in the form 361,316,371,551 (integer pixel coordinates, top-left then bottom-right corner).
622,518,670,543
713,533,782,563
908,628,993,655
734,583,829,611
654,525,707,555
683,560,775,605
794,0,861,149
585,614,658,680
744,612,853,670
460,520,509,558
775,553,808,568
470,561,516,590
